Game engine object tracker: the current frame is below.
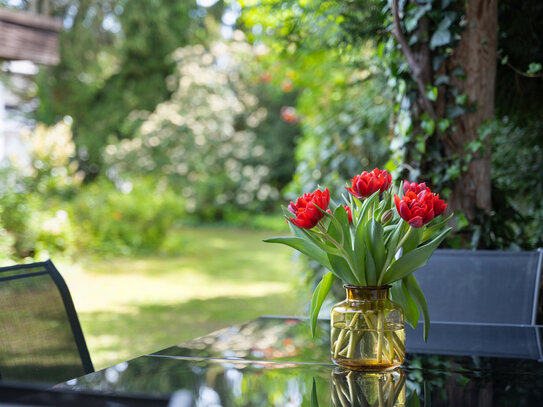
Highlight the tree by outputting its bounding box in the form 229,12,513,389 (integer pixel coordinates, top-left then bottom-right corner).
388,0,496,225
239,0,391,200
103,40,298,220
241,0,542,248
36,0,211,175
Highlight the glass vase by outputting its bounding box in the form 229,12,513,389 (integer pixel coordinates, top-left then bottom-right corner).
331,367,406,406
330,285,405,370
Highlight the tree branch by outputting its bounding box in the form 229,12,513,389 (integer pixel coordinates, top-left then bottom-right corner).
391,0,437,119
501,57,543,78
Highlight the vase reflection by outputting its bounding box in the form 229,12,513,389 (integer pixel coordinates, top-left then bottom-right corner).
331,367,406,407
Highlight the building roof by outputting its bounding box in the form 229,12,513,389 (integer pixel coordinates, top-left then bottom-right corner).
0,8,62,65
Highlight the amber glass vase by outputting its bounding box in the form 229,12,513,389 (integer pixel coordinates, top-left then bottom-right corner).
330,285,405,370
331,367,406,406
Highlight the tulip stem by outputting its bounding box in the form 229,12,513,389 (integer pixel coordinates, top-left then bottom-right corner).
377,226,413,286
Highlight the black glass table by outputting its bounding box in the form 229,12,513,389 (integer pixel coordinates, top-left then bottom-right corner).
8,317,543,406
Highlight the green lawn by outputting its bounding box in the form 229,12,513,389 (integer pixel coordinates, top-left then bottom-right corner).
59,227,306,370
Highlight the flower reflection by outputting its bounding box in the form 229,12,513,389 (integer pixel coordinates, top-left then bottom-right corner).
331,367,406,406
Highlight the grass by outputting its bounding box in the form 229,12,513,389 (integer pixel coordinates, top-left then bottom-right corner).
59,227,306,370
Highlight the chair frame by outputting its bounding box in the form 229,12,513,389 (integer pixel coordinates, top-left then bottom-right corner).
533,248,543,325
0,259,94,375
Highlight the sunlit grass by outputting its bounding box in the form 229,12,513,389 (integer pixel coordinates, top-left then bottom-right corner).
59,227,306,370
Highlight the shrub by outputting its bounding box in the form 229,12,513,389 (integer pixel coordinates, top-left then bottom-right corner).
0,120,81,260
69,177,185,255
103,40,297,221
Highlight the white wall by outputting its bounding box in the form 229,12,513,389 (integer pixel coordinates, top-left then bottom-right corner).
0,61,34,165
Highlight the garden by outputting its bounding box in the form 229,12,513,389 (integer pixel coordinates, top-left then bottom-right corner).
0,0,541,371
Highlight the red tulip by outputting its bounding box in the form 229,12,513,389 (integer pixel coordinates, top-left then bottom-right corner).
403,181,429,195
346,168,392,200
288,188,330,229
394,185,447,228
344,205,353,224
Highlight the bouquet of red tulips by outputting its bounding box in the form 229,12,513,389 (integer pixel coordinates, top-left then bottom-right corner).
265,168,452,340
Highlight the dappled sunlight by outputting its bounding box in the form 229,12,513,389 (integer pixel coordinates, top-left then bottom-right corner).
80,293,303,370
63,268,293,313
56,227,305,369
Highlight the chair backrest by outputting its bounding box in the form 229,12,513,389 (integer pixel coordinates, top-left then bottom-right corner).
412,249,543,325
0,260,93,383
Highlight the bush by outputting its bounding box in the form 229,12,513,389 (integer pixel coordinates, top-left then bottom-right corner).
103,40,297,221
0,120,81,261
69,177,185,255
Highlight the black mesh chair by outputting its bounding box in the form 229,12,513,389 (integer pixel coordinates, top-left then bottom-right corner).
412,249,543,324
0,260,93,384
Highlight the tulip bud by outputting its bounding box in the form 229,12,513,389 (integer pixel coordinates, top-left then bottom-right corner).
381,209,393,224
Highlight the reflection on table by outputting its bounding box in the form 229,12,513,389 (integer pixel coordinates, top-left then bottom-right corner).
54,317,543,406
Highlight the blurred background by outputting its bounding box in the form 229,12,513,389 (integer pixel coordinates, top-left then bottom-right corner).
0,0,541,369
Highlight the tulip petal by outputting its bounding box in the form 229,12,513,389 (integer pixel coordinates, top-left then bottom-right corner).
408,216,424,228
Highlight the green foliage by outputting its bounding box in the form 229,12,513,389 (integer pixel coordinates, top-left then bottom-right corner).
69,177,185,255
0,120,187,260
36,0,206,174
252,0,542,251
482,118,543,249
496,0,543,118
103,40,297,220
240,0,391,199
376,0,467,187
0,121,82,260
310,272,335,337
288,64,391,198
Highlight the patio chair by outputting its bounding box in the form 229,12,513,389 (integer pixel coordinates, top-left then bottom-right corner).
0,260,93,383
412,248,543,325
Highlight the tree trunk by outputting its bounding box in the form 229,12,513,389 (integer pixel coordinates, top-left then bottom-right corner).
446,0,497,223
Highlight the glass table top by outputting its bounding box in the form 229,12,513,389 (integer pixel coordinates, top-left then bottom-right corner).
56,317,543,406
153,317,543,363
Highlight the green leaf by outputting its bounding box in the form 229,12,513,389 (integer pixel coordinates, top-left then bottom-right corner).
421,118,435,136
299,228,342,257
407,390,421,407
385,220,405,265
310,272,335,337
356,191,379,229
422,213,453,242
328,252,359,285
311,377,319,407
381,227,452,284
263,237,332,270
365,247,377,286
403,227,423,253
314,204,344,246
353,220,367,286
281,205,293,219
333,205,353,256
391,280,419,329
430,29,451,50
405,274,431,341
437,118,451,133
527,62,542,75
365,218,386,277
456,93,468,106
425,86,438,102
424,381,431,407
383,224,396,235
325,208,358,284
